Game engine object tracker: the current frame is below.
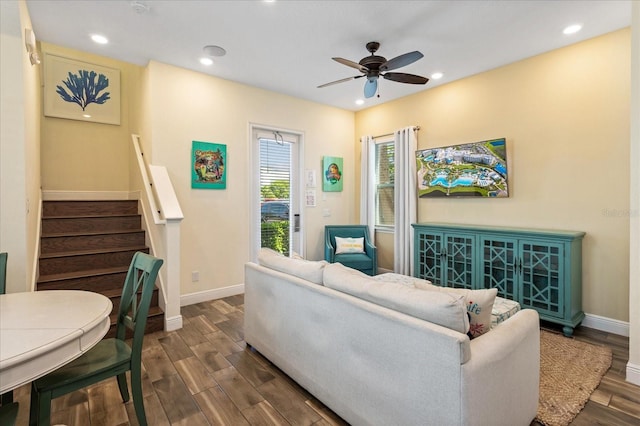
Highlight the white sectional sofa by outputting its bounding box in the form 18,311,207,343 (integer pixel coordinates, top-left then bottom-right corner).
244,249,540,426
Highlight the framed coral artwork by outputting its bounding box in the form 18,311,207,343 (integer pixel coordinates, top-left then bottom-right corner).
44,53,121,125
191,141,227,189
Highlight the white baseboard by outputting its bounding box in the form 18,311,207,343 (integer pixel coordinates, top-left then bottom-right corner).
181,284,245,307
165,315,183,332
626,362,640,386
582,313,629,337
42,190,138,200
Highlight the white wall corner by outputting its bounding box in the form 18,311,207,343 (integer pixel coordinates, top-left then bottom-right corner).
627,362,640,386
582,313,630,337
181,284,245,307
165,315,183,332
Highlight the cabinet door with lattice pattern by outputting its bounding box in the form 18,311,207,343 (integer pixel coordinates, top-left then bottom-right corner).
519,241,564,318
414,231,443,284
443,234,475,289
479,236,518,300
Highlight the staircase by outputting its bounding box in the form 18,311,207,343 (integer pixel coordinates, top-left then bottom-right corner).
37,200,164,337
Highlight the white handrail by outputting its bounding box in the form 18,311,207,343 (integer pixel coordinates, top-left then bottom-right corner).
132,134,165,224
149,165,184,220
131,134,183,331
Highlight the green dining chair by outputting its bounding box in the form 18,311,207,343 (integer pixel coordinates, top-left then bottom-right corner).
0,252,7,294
0,402,19,426
0,252,14,407
29,252,163,426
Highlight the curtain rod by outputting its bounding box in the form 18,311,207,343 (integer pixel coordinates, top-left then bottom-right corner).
372,126,420,139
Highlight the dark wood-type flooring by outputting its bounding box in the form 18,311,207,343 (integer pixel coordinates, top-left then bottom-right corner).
9,295,640,425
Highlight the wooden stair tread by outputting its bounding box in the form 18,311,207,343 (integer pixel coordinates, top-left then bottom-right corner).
43,213,141,220
41,229,145,238
39,245,148,259
109,306,163,324
102,286,158,299
38,266,129,283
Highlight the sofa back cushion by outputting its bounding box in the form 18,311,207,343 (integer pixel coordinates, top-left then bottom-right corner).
323,263,469,334
258,248,328,285
374,273,498,338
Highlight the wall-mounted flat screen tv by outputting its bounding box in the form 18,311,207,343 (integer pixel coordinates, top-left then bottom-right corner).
416,138,508,198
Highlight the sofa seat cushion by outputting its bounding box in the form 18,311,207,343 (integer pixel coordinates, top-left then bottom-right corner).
491,296,521,328
334,253,373,269
374,273,497,338
258,248,328,285
323,263,469,334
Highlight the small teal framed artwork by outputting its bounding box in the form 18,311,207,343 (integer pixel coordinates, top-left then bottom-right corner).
323,156,343,192
192,141,226,189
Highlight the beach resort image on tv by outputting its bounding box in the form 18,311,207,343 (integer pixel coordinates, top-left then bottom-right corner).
416,138,509,198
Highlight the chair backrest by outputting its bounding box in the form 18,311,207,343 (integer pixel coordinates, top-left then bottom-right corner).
116,252,163,353
325,225,371,249
0,252,7,295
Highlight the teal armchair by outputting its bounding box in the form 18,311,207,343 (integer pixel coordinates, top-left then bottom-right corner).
325,225,377,276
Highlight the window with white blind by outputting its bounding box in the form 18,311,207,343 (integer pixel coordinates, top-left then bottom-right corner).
375,140,395,228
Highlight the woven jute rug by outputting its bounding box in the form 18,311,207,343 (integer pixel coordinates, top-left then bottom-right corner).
535,330,612,426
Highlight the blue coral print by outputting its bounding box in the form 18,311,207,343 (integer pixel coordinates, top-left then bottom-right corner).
56,70,110,111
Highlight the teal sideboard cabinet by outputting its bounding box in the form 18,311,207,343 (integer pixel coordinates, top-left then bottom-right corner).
412,222,585,336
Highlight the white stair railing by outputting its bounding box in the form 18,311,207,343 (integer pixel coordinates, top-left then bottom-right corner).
131,134,184,331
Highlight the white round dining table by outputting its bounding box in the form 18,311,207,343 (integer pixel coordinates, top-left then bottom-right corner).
0,290,112,394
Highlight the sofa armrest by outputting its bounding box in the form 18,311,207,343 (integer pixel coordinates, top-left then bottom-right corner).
461,309,540,426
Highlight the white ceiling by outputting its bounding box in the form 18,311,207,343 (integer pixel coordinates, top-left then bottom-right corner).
18,1,634,111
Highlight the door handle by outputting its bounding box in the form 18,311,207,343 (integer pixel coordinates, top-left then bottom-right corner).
294,214,300,232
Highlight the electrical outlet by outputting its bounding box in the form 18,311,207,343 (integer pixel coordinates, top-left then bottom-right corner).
191,271,200,282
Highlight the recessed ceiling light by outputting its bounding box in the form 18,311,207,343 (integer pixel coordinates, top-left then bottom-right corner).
203,45,226,57
200,57,214,66
431,72,444,80
563,24,582,35
82,114,91,118
90,34,108,44
355,99,365,106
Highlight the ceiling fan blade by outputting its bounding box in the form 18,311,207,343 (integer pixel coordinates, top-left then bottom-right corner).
333,57,369,73
364,77,378,98
380,51,424,72
317,75,364,88
383,72,429,85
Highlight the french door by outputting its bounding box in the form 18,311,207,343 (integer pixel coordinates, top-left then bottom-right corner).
250,125,303,261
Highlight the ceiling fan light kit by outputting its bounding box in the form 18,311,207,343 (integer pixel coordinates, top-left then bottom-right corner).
318,41,429,99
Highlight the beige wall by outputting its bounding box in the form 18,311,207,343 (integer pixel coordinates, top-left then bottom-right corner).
39,43,142,191
355,29,631,322
0,0,41,293
144,61,355,295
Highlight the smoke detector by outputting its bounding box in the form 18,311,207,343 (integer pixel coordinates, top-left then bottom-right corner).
203,45,227,57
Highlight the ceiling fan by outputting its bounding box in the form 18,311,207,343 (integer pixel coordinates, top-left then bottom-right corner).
318,41,429,98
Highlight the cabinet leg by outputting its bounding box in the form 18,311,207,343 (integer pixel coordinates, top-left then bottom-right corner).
562,326,574,337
